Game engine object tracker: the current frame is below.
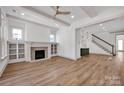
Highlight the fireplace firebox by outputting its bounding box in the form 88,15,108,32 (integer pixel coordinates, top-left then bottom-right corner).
35,50,45,60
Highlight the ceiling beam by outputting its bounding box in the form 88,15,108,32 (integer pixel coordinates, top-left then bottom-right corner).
7,14,59,30
22,6,70,26
110,30,124,33
80,6,97,18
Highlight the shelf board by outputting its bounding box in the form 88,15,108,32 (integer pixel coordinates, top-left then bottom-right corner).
9,48,16,50
9,54,17,56
18,53,25,55
18,48,24,50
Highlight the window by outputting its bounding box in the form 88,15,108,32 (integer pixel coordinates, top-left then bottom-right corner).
118,40,123,51
50,34,55,42
12,28,22,40
1,11,7,59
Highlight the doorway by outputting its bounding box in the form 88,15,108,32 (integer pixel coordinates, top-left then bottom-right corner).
116,35,124,52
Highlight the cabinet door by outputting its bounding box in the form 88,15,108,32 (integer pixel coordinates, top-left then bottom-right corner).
54,44,57,54
51,44,54,54
9,44,17,60
18,44,25,59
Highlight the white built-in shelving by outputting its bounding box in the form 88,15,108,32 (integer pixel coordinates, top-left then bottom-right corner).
8,42,25,63
51,44,57,56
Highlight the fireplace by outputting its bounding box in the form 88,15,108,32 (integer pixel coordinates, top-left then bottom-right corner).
31,47,48,60
35,50,45,60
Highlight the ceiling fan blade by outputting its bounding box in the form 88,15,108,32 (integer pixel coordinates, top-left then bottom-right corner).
51,6,71,16
58,11,71,15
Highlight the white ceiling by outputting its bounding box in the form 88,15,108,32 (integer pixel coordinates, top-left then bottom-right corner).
28,6,89,24
2,6,124,33
84,17,124,34
26,6,124,28
1,6,61,29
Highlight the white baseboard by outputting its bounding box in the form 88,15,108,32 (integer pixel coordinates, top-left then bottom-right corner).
8,58,26,64
58,55,77,61
90,53,112,56
0,58,8,77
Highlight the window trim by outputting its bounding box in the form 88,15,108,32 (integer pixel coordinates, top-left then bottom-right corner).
0,26,1,60
49,34,55,42
10,25,25,41
0,12,7,60
12,28,23,40
117,39,123,51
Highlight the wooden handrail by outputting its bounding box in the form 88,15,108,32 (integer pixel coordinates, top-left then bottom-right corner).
92,34,115,56
92,34,114,47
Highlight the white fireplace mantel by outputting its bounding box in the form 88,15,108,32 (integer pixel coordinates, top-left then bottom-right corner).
25,41,58,62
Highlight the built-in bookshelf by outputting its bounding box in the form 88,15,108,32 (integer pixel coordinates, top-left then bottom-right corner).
51,44,57,56
9,44,17,60
8,42,25,63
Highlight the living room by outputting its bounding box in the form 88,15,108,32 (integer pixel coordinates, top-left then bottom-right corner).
1,6,124,86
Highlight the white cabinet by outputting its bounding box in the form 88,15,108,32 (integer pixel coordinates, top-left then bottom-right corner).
8,42,25,63
51,44,57,56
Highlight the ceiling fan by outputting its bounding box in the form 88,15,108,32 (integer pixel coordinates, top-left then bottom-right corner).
51,6,71,17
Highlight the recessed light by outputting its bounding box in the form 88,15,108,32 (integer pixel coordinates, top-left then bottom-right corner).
21,13,25,15
102,27,107,31
99,24,103,26
56,24,59,27
71,15,74,18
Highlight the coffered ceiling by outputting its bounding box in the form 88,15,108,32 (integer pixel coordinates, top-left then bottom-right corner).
24,6,89,24
1,6,124,33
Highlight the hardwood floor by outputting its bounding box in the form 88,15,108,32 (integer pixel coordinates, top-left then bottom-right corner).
0,52,124,86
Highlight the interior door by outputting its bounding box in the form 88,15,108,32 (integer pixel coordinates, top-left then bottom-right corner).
117,40,123,51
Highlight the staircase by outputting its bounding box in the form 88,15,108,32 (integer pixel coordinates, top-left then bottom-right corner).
92,34,115,56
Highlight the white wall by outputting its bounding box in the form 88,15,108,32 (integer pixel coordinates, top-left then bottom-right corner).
56,26,76,60
8,17,57,43
75,30,81,59
94,32,116,54
116,35,124,51
56,17,113,60
7,17,59,63
57,24,112,61
89,40,112,55
0,8,8,77
95,32,116,45
77,27,116,56
26,23,50,42
56,18,91,60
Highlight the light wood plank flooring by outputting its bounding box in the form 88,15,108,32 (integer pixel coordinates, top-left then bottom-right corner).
0,52,124,86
